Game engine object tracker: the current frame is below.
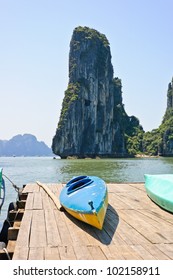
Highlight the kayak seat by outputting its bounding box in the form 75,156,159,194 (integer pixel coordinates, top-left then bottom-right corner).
67,178,93,194
66,175,88,187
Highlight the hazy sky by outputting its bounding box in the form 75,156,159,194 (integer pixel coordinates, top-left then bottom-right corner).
0,0,172,147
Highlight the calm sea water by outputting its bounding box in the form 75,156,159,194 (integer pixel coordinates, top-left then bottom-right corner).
1,156,173,228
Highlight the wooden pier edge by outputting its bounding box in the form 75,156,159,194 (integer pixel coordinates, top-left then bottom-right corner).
1,182,173,260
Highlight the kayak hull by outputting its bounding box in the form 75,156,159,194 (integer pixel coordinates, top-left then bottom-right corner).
64,191,108,229
144,174,173,213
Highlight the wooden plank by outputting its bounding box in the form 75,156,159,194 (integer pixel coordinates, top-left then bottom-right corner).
73,245,93,260
102,244,125,260
8,227,19,241
118,209,169,244
13,221,21,227
99,245,114,260
129,183,145,191
115,193,143,210
13,210,32,247
33,192,43,209
114,215,151,246
36,181,61,210
17,200,26,209
103,211,127,246
58,245,76,260
29,210,47,248
130,210,173,243
108,193,133,210
73,221,103,246
25,193,34,210
61,212,87,246
116,244,142,260
6,240,16,254
138,209,173,227
19,193,28,200
54,210,73,245
13,246,29,260
65,210,106,247
8,209,24,222
29,247,44,260
149,207,173,225
47,183,62,194
41,190,52,210
45,247,60,260
142,243,170,260
22,183,40,194
156,244,173,259
107,184,134,193
87,245,107,260
61,210,95,247
45,209,61,246
130,245,156,260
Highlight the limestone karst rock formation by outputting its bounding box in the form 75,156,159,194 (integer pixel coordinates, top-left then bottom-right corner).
161,77,173,155
142,77,173,156
52,26,143,158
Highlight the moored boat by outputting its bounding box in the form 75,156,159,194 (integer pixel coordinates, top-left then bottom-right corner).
0,168,5,210
144,174,173,213
59,175,108,229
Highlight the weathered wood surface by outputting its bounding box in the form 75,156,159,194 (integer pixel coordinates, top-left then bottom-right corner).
12,182,173,260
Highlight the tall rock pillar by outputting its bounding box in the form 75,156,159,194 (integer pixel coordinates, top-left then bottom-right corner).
52,26,142,158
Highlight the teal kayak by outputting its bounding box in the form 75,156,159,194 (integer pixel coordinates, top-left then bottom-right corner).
144,174,173,213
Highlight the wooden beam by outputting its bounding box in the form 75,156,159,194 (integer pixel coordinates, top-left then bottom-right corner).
8,210,24,222
36,181,62,211
8,227,19,241
17,200,26,209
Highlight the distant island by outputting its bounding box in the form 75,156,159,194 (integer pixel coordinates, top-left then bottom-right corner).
0,134,52,156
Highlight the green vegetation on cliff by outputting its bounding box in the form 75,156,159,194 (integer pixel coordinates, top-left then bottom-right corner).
58,82,80,127
125,123,144,156
142,116,173,156
143,129,161,155
74,26,110,47
142,78,173,156
112,77,144,156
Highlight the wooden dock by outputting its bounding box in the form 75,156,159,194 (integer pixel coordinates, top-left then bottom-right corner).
2,182,173,260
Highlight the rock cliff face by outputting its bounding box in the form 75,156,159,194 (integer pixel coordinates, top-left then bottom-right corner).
166,78,173,109
52,26,143,158
142,77,173,156
161,78,173,156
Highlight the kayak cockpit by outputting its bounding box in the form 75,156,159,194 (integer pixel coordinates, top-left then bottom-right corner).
67,176,93,194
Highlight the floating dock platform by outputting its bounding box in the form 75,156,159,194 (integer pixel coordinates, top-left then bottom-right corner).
1,182,173,260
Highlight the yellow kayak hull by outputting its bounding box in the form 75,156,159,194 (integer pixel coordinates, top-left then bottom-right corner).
64,191,108,230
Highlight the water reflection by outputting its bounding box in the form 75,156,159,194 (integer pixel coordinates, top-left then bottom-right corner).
58,157,173,183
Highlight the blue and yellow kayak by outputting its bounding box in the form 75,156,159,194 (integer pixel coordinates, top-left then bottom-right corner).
144,174,173,213
59,175,108,230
